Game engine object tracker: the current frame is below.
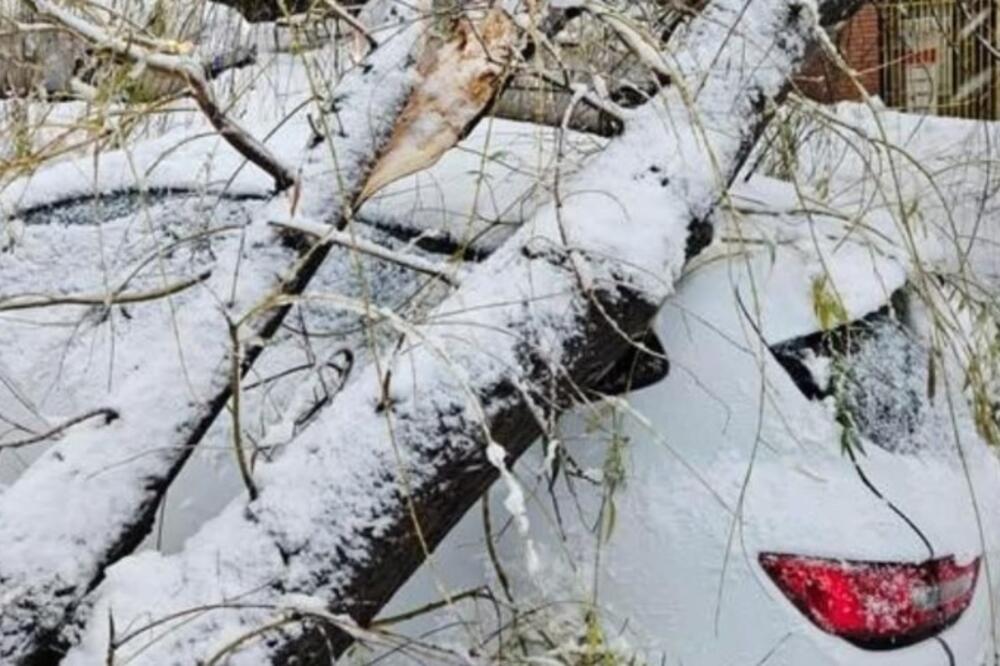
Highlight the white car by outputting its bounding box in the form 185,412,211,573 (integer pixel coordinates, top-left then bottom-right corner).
379,239,1000,666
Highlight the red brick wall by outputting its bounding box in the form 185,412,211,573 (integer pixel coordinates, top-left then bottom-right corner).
797,4,882,103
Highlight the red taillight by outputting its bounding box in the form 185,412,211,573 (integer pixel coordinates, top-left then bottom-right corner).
760,552,980,649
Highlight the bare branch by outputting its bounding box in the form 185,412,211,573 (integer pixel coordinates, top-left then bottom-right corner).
0,271,212,312
0,409,118,451
318,0,378,49
24,0,297,191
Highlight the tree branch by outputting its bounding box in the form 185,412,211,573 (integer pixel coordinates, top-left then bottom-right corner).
269,220,461,286
24,0,297,191
0,271,211,312
0,409,118,451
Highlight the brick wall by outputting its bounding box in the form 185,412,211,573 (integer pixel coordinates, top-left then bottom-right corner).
796,4,882,102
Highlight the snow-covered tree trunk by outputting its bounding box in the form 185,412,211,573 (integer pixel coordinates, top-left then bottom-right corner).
46,1,866,664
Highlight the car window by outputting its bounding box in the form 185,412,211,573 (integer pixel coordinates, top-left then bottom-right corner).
770,293,940,455
13,189,263,227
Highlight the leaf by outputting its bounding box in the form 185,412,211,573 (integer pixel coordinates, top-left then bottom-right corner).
811,275,848,332
357,8,517,204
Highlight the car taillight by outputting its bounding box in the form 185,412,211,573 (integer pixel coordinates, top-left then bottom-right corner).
760,553,980,649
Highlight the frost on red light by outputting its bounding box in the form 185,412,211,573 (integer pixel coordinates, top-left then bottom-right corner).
760,553,980,649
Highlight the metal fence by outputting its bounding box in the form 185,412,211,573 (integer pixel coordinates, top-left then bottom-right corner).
879,0,998,119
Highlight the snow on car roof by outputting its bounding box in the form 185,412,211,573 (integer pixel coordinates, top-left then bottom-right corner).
2,85,996,631
690,173,909,345
358,117,603,253
11,99,996,376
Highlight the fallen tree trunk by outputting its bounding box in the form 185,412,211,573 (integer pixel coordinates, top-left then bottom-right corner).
489,72,625,137
487,4,867,138
0,1,531,661
58,1,866,664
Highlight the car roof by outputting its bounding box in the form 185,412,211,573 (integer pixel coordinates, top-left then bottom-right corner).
679,178,909,346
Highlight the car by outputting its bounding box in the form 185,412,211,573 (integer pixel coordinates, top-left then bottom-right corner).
373,226,1000,666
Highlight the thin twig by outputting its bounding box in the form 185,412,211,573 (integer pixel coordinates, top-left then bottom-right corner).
372,587,490,627
321,0,378,50
0,271,212,312
0,408,119,450
227,319,259,502
269,220,461,286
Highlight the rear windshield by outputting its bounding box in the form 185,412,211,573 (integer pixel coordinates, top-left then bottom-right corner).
770,297,948,455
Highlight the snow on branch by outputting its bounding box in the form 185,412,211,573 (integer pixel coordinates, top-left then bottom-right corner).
57,1,865,664
269,219,462,286
486,0,860,137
